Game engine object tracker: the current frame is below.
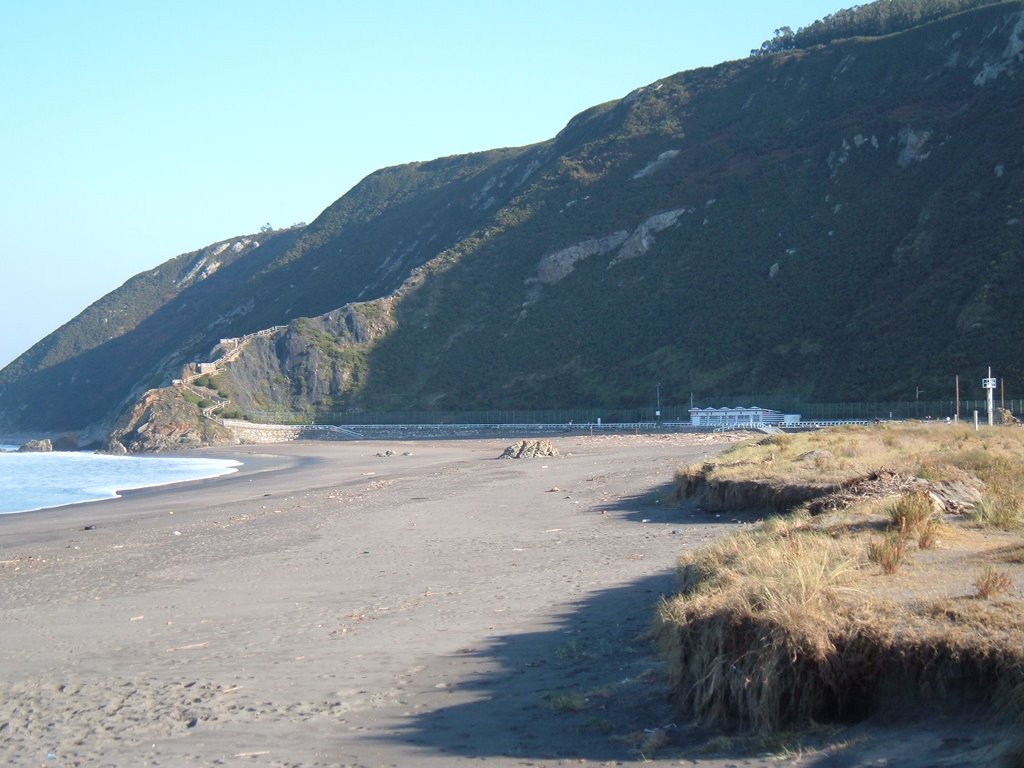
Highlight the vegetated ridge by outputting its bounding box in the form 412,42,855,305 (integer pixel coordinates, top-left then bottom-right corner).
1,0,1023,449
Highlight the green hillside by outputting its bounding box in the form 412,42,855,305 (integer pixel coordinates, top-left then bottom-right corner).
355,1,1024,410
1,0,1023,443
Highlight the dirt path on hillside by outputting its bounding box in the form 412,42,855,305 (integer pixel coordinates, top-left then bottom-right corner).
0,434,1008,767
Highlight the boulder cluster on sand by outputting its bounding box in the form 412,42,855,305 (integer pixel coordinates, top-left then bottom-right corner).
499,439,559,459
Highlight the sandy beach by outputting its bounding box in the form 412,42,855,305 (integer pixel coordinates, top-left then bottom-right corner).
0,434,1008,767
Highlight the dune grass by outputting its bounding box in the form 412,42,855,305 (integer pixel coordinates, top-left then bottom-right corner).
675,423,1024,527
657,423,1024,750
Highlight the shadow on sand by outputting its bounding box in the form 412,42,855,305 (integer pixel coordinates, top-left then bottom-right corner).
374,493,794,763
597,480,768,528
377,487,727,759
379,571,683,761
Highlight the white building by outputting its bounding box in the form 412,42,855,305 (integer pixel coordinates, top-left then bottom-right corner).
689,406,800,427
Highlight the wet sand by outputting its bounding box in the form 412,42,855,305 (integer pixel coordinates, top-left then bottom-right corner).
0,434,1006,767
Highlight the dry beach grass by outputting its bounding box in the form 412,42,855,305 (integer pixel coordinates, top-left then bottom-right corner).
659,422,1024,764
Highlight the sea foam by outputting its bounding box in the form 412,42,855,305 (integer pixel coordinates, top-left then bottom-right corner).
0,451,240,515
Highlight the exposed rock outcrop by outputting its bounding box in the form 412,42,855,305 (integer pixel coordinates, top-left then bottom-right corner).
610,208,688,265
537,233,628,285
108,388,233,453
220,302,395,418
535,207,689,287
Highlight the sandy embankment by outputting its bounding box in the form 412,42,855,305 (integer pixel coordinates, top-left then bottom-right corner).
1,434,747,766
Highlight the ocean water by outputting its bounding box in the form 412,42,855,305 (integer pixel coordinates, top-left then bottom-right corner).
0,447,241,515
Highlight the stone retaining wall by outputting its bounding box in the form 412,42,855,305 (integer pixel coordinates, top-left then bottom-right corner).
225,424,304,444
220,421,360,444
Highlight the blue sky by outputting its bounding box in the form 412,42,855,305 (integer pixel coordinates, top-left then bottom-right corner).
0,1,844,368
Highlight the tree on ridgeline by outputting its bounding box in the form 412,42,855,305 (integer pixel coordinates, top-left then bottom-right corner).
752,0,999,56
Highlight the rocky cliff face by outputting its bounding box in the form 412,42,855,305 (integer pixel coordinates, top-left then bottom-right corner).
215,300,396,419
108,388,233,453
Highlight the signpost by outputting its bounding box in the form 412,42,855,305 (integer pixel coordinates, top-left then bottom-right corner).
983,368,997,426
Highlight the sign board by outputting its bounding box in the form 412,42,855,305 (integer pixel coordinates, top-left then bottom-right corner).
983,378,997,389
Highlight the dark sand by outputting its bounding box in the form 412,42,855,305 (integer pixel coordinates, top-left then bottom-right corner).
0,435,1007,767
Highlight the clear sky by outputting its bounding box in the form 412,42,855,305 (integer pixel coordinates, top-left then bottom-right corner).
0,0,845,369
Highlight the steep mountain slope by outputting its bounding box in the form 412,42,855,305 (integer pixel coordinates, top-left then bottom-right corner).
2,1,1023,443
274,0,1024,413
0,147,541,434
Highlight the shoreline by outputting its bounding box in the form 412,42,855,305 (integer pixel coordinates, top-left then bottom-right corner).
0,445,316,545
0,450,266,517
